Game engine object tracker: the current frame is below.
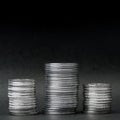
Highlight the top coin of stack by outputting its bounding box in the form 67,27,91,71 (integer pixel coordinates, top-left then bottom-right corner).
8,79,38,115
83,83,112,114
45,63,79,114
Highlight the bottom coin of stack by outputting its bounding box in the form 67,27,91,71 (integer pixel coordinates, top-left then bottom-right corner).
45,63,78,114
8,79,38,115
83,83,112,114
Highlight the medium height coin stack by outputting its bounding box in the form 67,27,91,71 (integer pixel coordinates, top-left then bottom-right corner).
8,79,38,115
45,63,79,114
83,83,112,114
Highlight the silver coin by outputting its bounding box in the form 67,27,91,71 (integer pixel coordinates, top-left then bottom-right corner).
45,63,78,114
8,79,38,115
83,83,112,114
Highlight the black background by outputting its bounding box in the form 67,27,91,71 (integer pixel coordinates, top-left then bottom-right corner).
0,16,120,120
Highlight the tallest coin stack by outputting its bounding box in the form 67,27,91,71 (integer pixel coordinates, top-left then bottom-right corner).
45,63,79,114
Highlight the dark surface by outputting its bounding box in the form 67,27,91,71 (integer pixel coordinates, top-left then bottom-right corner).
0,113,120,120
0,16,120,119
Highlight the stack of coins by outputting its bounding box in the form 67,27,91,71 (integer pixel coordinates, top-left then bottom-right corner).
45,63,79,114
83,83,112,114
8,79,38,115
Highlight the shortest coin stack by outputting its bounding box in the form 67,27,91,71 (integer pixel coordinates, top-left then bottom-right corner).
83,83,112,114
8,79,38,115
